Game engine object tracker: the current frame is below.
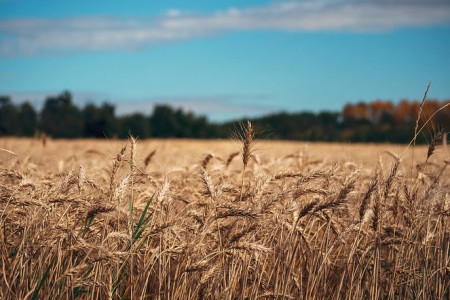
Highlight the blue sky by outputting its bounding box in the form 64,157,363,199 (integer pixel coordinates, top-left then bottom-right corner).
1,0,450,121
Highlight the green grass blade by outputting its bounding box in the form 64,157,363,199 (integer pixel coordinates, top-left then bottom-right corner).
131,194,154,244
31,261,53,300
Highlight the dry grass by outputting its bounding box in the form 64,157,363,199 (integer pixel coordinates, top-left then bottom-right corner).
0,135,449,299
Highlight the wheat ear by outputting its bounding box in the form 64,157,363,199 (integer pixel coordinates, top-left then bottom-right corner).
240,121,254,200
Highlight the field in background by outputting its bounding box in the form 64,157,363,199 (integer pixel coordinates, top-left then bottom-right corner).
0,138,434,170
1,137,449,299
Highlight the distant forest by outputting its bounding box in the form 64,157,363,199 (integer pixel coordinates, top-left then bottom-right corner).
1,91,449,143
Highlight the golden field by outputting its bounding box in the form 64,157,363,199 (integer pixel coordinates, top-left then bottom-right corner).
0,135,449,299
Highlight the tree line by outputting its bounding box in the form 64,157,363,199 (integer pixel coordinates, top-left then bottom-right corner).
0,91,449,143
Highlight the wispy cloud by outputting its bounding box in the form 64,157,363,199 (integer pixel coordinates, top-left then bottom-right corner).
1,0,450,55
115,94,276,121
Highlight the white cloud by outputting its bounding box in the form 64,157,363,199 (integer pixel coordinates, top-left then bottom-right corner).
1,0,450,55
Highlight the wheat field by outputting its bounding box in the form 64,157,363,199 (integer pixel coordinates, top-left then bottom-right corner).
0,132,449,299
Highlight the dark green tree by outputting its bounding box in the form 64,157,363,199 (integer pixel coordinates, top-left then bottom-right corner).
18,102,37,136
118,113,151,138
0,96,20,136
149,105,213,138
150,105,180,137
82,103,117,138
191,115,211,138
39,91,83,138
